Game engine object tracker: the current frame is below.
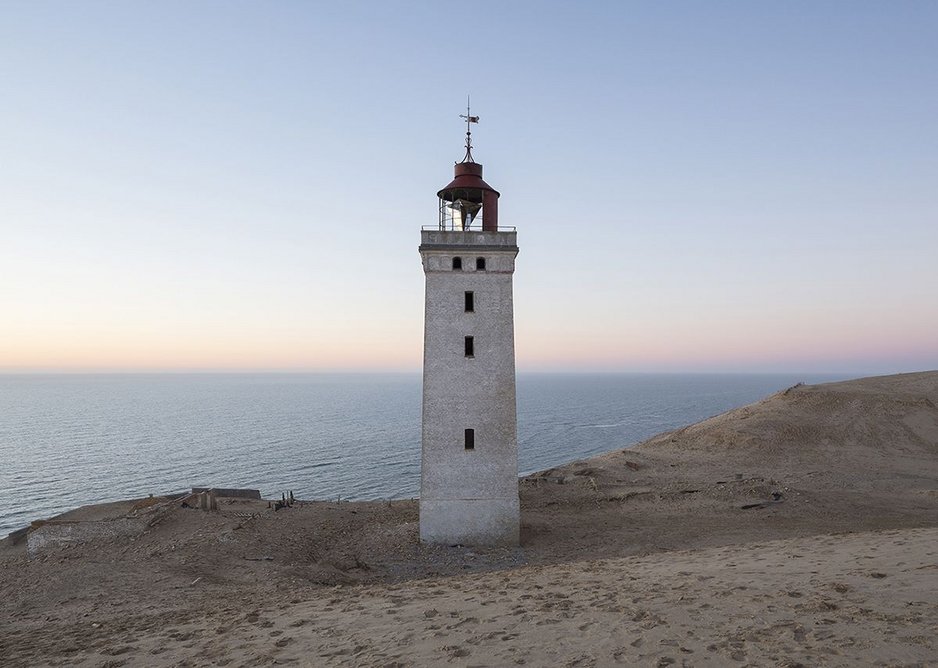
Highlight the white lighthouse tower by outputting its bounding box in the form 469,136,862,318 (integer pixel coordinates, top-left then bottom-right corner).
418,108,520,546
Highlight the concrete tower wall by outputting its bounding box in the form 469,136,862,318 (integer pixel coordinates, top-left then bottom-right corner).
419,230,520,546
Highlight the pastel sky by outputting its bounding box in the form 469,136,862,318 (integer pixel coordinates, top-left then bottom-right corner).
1,1,936,373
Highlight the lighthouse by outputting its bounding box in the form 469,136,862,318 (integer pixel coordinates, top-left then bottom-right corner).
418,108,520,546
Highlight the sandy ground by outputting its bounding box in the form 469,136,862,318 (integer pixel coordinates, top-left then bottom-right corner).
1,371,937,666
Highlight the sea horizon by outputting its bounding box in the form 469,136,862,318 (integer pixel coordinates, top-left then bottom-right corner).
0,368,897,377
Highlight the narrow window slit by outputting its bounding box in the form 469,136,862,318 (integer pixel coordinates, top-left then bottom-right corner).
464,336,474,357
464,428,475,450
465,291,474,312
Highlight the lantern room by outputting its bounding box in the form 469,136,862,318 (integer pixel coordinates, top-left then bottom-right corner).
437,160,500,232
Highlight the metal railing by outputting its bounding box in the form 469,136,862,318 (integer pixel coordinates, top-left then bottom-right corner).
421,224,517,232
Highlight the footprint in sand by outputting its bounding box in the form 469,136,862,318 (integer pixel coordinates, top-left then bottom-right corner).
442,645,470,658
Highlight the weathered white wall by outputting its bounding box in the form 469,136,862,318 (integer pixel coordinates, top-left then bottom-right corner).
419,230,520,546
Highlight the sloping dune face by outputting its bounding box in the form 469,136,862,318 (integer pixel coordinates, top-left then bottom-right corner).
520,371,938,560
637,371,938,466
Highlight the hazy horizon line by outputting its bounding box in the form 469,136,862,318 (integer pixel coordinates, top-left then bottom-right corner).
2,367,926,378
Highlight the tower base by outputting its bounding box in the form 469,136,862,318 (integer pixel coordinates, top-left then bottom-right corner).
420,498,520,546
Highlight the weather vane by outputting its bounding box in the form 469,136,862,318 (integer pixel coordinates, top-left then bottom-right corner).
459,95,479,162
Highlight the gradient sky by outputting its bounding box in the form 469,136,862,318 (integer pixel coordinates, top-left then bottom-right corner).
1,1,936,373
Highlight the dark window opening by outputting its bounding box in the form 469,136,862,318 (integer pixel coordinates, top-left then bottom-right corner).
464,291,474,312
464,428,475,450
476,257,486,270
464,336,474,357
452,257,462,270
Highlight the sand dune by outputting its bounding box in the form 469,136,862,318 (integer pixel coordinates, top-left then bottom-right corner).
640,370,938,461
2,371,937,666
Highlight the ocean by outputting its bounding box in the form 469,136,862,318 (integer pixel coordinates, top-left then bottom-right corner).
0,372,849,537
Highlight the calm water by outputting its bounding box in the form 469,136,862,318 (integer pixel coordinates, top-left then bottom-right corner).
0,372,848,536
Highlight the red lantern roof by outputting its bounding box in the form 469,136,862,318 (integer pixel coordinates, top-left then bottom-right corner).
437,161,500,201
